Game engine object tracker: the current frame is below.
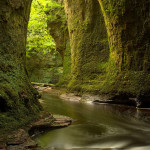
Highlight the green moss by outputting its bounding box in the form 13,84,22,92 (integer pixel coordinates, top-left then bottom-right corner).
57,40,71,86
64,0,150,101
100,71,150,98
46,1,68,59
97,0,150,98
46,1,71,87
0,66,42,134
64,0,109,92
0,0,41,135
27,52,63,84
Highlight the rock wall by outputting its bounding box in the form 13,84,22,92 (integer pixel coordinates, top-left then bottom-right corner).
46,2,68,61
64,0,150,106
64,0,109,92
0,0,41,133
0,0,149,134
98,0,150,106
46,0,71,86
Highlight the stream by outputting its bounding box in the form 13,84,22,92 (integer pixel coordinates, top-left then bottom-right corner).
35,92,150,149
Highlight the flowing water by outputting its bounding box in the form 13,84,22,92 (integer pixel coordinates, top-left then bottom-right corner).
35,92,150,149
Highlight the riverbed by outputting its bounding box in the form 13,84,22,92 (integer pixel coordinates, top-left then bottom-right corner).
35,92,150,150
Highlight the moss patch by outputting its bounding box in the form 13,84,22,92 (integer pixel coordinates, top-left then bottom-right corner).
64,0,109,92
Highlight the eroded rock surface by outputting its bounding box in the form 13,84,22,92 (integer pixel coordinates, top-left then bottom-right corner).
0,113,72,150
30,114,72,134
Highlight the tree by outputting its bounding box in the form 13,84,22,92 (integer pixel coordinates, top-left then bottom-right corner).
26,0,56,58
26,0,62,84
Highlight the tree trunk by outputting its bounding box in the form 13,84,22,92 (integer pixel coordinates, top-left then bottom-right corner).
0,0,41,130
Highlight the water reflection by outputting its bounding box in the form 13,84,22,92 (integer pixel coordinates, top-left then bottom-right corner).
36,93,150,149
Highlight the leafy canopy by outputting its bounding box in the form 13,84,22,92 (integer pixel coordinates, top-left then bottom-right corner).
26,0,59,57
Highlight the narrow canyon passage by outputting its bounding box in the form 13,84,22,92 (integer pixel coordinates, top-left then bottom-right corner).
0,0,149,149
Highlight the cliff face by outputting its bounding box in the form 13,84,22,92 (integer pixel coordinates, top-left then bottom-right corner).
99,0,150,71
0,0,149,133
98,0,150,106
46,2,68,61
46,0,71,86
63,0,150,106
64,0,109,92
0,0,41,132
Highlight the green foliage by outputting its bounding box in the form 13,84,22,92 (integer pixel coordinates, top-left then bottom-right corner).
26,0,64,84
45,1,67,33
26,0,56,57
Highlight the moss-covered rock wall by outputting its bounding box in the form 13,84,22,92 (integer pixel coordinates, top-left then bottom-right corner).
0,0,41,133
46,0,71,86
46,1,68,60
64,0,109,92
64,0,150,106
98,0,150,106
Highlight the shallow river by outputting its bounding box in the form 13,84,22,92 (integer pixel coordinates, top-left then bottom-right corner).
35,92,150,150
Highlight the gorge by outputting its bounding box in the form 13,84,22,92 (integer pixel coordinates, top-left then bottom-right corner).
0,0,149,149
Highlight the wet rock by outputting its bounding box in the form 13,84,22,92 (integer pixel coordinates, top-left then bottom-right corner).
1,113,72,150
7,140,38,150
30,117,55,132
6,129,38,150
24,141,38,149
39,99,45,104
37,87,48,91
0,137,6,150
52,115,72,127
81,94,104,102
33,85,52,92
0,143,6,150
60,93,81,101
7,129,29,145
29,114,72,135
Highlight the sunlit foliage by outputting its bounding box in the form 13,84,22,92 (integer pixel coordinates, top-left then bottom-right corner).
26,0,63,83
26,0,57,57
